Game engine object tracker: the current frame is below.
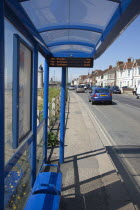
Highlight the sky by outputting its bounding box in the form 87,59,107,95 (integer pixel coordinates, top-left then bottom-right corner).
39,15,140,83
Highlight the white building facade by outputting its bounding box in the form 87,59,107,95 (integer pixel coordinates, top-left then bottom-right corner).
133,59,140,87
116,59,134,88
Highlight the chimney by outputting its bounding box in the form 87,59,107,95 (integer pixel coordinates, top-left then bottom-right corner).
128,58,131,63
109,65,112,69
116,61,124,66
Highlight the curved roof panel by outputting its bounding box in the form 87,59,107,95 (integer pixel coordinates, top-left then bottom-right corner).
21,0,118,30
18,0,140,58
40,29,101,46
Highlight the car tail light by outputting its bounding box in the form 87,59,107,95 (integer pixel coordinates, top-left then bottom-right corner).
93,94,97,97
110,93,112,96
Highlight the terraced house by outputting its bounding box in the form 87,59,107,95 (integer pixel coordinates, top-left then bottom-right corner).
116,59,134,88
116,61,124,88
133,59,140,87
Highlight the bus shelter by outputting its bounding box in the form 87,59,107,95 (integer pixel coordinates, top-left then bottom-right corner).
0,0,140,209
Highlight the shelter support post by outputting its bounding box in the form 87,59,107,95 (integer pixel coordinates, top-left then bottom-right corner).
31,44,38,186
44,59,49,162
60,67,66,164
0,1,5,209
66,67,68,102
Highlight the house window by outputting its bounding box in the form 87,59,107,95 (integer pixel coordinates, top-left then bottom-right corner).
135,68,137,75
138,68,140,75
128,70,130,76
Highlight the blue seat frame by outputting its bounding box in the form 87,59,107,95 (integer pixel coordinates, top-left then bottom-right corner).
24,164,62,210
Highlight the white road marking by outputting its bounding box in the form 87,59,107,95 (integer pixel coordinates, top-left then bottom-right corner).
113,100,140,111
113,99,119,103
124,104,140,111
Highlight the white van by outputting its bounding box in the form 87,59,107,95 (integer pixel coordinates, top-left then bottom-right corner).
136,84,140,99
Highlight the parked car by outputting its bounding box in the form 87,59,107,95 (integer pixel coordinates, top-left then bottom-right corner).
89,85,101,93
104,85,111,89
76,85,85,93
110,86,121,94
68,85,75,90
89,88,112,104
84,84,90,90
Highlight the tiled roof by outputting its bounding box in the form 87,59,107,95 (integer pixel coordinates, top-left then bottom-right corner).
117,62,124,71
103,68,110,75
80,75,87,80
124,62,134,69
107,66,117,74
119,64,124,70
135,59,140,67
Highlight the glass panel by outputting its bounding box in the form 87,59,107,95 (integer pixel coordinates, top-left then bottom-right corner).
21,0,118,30
5,19,32,164
41,29,101,45
18,43,32,141
37,53,45,125
49,45,93,53
36,121,45,173
69,0,118,30
5,146,32,210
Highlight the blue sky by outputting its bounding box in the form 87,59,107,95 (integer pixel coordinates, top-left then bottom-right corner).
39,15,140,83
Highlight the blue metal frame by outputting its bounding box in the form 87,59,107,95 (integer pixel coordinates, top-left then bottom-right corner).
12,34,33,148
53,52,91,58
12,34,20,149
43,59,49,162
38,25,103,34
91,0,132,57
108,0,120,3
60,67,66,164
18,0,30,2
48,41,96,48
93,0,140,58
31,44,38,186
0,1,5,209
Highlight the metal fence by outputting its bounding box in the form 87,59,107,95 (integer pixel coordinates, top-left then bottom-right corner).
37,95,60,129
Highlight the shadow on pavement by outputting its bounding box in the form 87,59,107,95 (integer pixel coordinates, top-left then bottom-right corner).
60,149,133,210
106,145,140,209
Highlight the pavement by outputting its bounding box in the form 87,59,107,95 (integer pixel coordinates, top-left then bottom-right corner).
58,92,135,210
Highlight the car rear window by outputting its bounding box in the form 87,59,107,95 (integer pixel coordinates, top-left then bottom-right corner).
95,88,109,93
78,85,84,88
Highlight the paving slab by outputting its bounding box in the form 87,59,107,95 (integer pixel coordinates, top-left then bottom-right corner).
58,92,135,210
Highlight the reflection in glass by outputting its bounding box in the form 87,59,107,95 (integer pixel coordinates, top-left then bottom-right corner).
19,43,32,141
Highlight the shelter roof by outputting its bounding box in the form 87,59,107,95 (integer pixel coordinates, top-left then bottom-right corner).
10,0,140,59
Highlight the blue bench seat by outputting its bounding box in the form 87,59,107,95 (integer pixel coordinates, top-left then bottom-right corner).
32,172,62,195
24,164,62,210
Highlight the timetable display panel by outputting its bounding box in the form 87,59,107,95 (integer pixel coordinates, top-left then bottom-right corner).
48,57,93,68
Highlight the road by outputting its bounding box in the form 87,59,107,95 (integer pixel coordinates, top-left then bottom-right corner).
74,91,140,209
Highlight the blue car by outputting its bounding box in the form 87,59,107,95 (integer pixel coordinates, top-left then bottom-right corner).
89,88,112,105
